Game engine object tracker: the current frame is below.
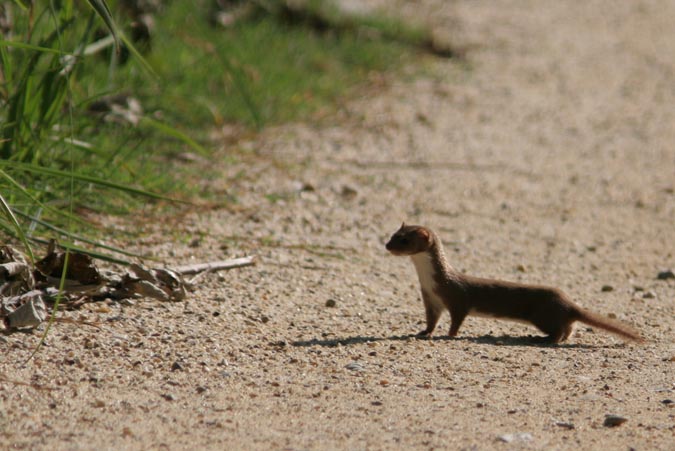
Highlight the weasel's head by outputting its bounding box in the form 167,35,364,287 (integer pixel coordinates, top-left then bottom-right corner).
385,223,434,256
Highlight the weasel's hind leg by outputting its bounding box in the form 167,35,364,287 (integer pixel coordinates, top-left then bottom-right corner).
448,308,468,337
529,325,573,345
532,316,575,344
549,325,574,343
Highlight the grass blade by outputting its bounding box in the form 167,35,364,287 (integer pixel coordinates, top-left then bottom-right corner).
0,40,70,55
1,161,183,202
0,167,91,228
0,193,35,263
24,249,70,364
12,209,142,259
84,0,119,49
118,32,158,78
140,116,209,156
28,236,143,265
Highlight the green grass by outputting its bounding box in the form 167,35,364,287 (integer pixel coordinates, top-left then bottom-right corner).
96,1,416,129
1,0,427,260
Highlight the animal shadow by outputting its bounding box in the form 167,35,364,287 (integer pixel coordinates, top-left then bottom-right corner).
291,333,622,349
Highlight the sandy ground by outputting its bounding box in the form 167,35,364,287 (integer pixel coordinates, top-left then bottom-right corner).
2,1,675,450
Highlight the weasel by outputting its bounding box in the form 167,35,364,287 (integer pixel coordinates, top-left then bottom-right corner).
385,223,642,343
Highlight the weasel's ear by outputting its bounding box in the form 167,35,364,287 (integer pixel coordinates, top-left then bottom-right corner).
418,227,431,243
400,221,406,229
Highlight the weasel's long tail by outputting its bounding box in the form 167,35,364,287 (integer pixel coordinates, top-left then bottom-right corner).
577,309,643,342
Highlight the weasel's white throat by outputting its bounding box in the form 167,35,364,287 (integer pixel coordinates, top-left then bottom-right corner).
410,252,445,310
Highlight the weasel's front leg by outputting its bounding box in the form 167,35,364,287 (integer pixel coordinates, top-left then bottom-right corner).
418,290,443,337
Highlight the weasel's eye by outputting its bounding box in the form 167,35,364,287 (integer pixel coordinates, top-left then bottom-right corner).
398,237,409,245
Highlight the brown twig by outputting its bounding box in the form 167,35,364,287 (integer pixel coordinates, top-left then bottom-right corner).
173,256,256,275
0,373,57,391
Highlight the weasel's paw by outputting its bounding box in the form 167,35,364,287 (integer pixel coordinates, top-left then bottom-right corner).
416,329,432,338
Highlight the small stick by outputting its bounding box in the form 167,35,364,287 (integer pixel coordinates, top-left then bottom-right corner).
0,373,57,391
173,256,256,275
54,316,102,329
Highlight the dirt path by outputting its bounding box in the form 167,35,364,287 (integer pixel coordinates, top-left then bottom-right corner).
2,1,674,450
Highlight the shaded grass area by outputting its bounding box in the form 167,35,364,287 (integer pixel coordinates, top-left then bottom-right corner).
0,0,427,260
114,1,417,129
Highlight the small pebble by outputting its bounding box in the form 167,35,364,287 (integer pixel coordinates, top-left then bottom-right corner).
325,299,337,308
300,182,315,192
416,112,431,125
171,361,183,372
603,414,627,427
555,422,575,430
345,362,365,372
601,285,614,292
497,433,532,443
643,290,656,299
88,372,102,383
656,270,675,280
340,185,358,200
188,237,201,248
661,399,673,405
161,393,176,401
